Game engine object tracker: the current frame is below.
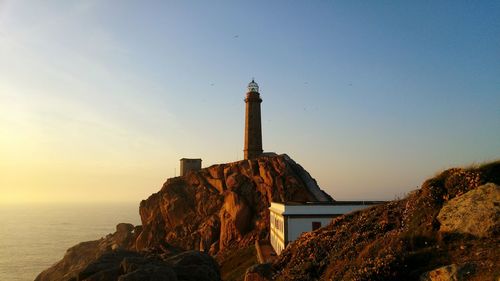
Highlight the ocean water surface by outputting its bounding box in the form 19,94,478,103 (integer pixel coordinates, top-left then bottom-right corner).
0,202,140,281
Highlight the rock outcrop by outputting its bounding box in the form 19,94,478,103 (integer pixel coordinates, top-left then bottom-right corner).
71,249,219,281
437,183,499,238
244,264,273,281
136,154,332,254
272,161,500,281
36,223,140,281
419,264,463,281
35,224,221,281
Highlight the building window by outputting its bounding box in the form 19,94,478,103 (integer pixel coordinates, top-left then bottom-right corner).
312,221,321,230
273,217,283,232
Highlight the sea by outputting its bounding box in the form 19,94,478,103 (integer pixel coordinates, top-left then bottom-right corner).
0,202,140,281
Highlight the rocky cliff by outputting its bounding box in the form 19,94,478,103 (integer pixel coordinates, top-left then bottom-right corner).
271,161,500,281
136,154,332,254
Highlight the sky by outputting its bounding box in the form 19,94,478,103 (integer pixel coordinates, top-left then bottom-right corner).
0,1,499,203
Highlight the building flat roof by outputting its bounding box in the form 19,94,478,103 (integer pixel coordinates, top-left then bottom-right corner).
269,201,385,216
277,200,386,206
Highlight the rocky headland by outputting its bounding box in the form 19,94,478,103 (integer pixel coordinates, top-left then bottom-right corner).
36,154,332,281
35,156,499,281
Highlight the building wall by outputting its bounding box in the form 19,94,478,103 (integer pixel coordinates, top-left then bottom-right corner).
287,217,338,242
180,159,202,176
283,204,373,215
270,209,286,255
268,202,382,255
244,91,263,159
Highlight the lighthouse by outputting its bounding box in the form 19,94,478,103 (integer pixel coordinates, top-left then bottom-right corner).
244,79,263,159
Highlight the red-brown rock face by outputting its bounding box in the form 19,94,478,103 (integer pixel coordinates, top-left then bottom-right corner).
135,154,333,254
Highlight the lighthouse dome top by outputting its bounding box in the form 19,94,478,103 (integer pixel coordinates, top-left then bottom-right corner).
247,79,259,93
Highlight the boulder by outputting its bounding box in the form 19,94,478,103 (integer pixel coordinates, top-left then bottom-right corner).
77,250,140,281
437,183,500,238
419,264,463,281
116,223,135,233
119,256,178,281
244,264,274,281
166,251,221,281
118,267,177,281
113,223,136,250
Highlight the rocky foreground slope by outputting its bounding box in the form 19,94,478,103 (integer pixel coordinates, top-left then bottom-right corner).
36,154,332,281
265,161,500,281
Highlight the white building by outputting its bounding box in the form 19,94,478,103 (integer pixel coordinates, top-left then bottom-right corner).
269,201,383,255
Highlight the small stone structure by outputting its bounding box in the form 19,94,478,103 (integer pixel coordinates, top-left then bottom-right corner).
180,158,202,176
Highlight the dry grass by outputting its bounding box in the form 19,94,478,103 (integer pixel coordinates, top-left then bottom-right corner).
273,160,500,281
219,245,257,281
